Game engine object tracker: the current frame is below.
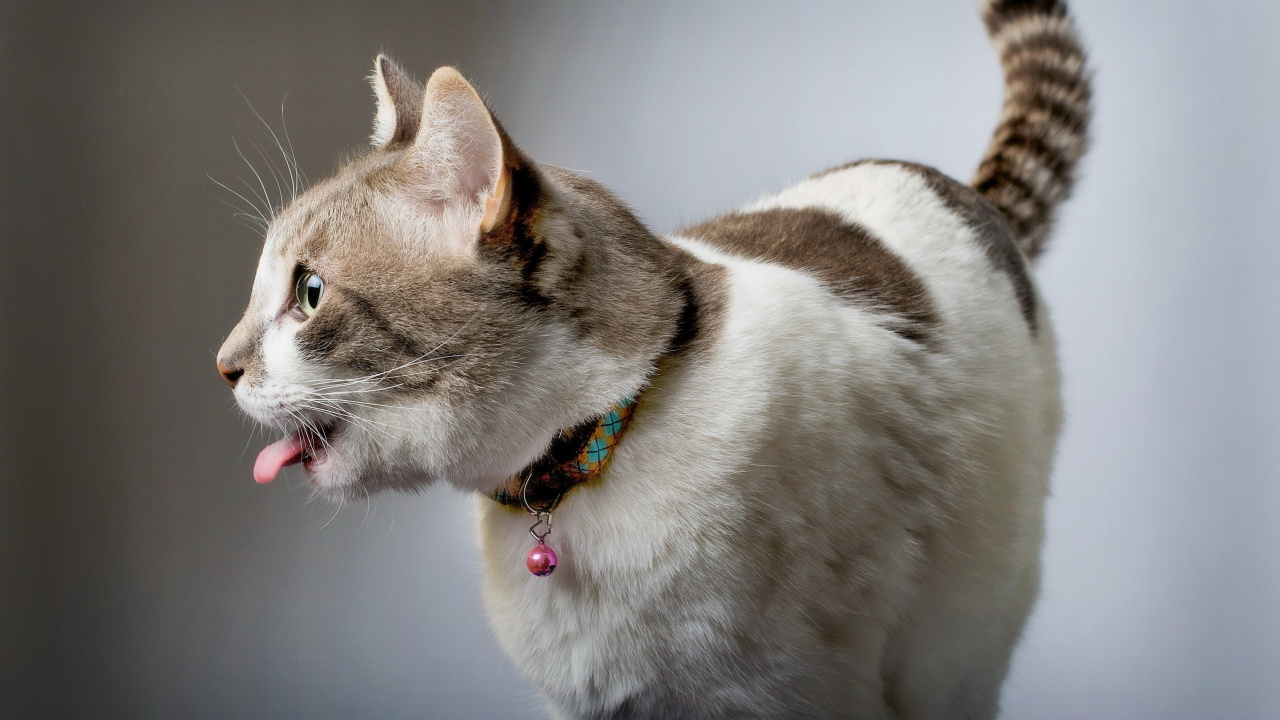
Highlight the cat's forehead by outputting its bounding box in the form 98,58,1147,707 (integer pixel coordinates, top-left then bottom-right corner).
265,158,384,258
263,153,479,270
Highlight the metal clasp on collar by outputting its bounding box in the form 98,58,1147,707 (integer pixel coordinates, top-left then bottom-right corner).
520,472,557,542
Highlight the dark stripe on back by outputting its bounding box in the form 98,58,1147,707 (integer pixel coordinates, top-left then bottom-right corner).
812,159,1038,331
680,207,938,344
999,28,1083,64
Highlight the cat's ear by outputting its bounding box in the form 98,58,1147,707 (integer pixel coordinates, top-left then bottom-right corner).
369,54,423,148
408,67,508,212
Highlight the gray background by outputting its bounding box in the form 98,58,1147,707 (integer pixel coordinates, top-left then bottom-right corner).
3,0,1277,718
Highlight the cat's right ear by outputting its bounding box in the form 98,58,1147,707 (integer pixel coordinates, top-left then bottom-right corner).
369,54,423,149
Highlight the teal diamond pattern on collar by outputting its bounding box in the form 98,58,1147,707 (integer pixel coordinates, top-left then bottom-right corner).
586,437,609,463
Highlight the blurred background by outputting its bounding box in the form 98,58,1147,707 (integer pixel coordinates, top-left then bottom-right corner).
3,0,1278,718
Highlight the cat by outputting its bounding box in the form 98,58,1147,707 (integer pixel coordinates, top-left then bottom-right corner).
216,0,1090,717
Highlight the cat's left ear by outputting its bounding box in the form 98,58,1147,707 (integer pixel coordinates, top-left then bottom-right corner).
408,67,513,224
369,54,423,149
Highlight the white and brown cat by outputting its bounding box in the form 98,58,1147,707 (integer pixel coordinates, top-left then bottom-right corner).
217,0,1090,717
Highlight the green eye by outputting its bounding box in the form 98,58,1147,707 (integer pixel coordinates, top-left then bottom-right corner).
296,272,324,316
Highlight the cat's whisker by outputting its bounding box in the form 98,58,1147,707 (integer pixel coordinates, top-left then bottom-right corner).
279,96,305,193
233,137,277,220
244,130,287,215
284,405,338,457
311,353,467,390
230,169,277,225
208,192,269,232
359,486,373,531
300,315,480,393
309,352,467,391
238,85,305,202
310,383,406,397
232,215,268,233
306,401,407,435
319,493,345,529
298,398,398,437
306,395,408,414
207,175,271,229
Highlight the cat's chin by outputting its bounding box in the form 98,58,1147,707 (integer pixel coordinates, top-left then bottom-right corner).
304,443,444,503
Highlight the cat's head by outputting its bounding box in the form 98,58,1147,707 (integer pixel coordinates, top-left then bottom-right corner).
217,58,684,501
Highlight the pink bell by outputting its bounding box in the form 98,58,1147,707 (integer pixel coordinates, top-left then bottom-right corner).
526,540,558,576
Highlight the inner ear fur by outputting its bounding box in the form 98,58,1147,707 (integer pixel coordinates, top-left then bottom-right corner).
408,67,514,208
370,54,423,149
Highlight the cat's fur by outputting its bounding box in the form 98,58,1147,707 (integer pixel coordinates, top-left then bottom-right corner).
217,1,1090,717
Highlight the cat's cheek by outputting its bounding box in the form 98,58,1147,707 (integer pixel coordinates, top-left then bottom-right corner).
259,325,312,387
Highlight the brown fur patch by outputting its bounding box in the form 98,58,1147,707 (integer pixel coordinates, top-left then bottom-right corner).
663,252,728,358
680,208,938,345
816,159,1038,331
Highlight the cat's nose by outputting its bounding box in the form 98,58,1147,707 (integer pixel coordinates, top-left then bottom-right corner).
217,359,244,389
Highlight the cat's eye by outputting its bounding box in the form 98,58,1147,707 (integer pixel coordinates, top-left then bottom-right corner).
296,272,324,317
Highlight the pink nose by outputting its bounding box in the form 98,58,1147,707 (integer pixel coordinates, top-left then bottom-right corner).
217,360,243,389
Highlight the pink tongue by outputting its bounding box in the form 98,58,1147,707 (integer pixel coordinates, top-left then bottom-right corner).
254,436,306,484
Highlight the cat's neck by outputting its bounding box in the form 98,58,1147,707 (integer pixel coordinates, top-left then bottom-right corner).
480,162,728,508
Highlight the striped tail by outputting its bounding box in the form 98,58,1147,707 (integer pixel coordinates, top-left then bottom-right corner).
972,0,1092,260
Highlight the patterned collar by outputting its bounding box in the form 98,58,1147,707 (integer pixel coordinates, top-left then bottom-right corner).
491,395,639,512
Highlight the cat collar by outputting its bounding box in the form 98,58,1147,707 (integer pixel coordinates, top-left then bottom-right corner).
491,395,639,576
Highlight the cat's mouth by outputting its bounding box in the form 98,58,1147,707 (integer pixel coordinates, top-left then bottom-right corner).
253,420,341,484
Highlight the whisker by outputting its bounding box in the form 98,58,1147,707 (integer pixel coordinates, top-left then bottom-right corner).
314,398,408,411
238,85,304,200
304,400,406,434
244,130,286,214
233,137,277,220
320,496,344,529
207,175,270,229
310,383,409,397
229,169,277,223
208,193,268,232
308,341,473,390
280,95,305,191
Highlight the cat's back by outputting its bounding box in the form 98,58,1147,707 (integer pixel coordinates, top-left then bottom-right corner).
673,159,1049,370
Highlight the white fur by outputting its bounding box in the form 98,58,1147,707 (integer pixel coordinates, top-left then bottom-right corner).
475,163,1060,718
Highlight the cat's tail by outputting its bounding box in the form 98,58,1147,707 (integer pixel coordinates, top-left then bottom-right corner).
972,0,1092,260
